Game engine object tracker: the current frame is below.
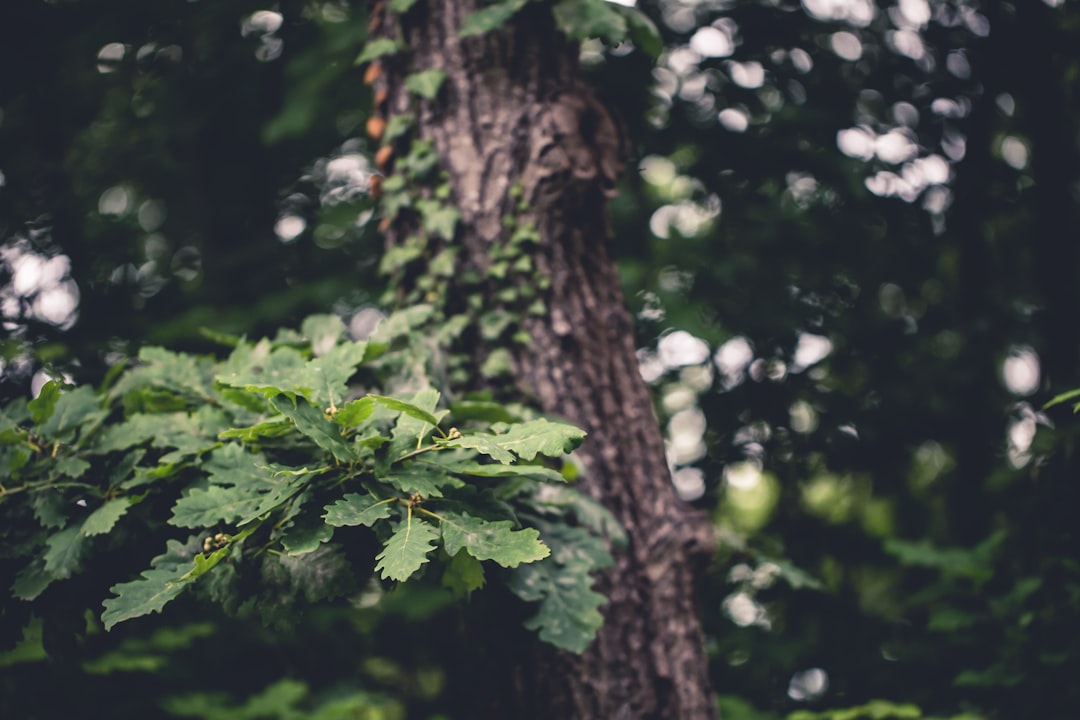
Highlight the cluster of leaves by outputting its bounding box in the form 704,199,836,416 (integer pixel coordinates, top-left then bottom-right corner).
359,0,661,64
0,310,619,654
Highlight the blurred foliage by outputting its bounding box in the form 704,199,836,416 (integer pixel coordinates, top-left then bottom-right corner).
3,0,1080,718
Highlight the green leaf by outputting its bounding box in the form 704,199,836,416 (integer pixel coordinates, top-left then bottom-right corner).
81,498,132,536
301,314,345,356
102,564,192,631
375,516,439,581
449,400,518,424
280,513,335,557
96,412,213,454
444,418,585,463
218,416,293,441
171,485,259,528
385,388,448,462
112,346,215,401
171,445,301,527
618,5,662,59
380,466,464,498
369,304,434,344
442,550,486,597
383,113,415,142
389,0,420,11
12,558,55,601
40,386,103,439
405,69,446,100
56,456,91,478
335,396,377,428
552,0,628,45
215,342,306,398
438,511,549,567
444,459,568,484
507,557,606,653
416,199,460,239
323,492,394,527
459,0,529,37
271,395,356,463
355,37,401,65
43,525,84,579
28,380,61,424
1044,387,1080,410
368,394,442,428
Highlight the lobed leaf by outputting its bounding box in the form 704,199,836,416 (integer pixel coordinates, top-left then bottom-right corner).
81,498,132,536
374,516,439,581
438,511,549,567
323,492,394,527
442,550,486,597
271,395,356,463
507,558,606,653
443,418,585,463
101,565,192,631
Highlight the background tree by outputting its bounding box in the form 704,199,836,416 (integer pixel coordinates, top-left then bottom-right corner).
3,1,1080,719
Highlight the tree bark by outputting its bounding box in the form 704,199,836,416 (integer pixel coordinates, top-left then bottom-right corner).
371,1,716,717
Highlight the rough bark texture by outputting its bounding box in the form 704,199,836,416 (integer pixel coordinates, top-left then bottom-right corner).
372,2,716,717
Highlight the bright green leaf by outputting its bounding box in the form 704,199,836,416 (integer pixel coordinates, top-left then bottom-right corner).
335,396,377,428
375,516,438,581
444,418,584,463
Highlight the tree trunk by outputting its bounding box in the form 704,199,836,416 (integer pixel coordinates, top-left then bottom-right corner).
370,1,716,717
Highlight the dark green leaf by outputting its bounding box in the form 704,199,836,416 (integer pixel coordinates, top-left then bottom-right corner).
459,0,529,37
552,0,627,44
618,5,662,59
369,394,442,428
438,511,549,567
380,465,464,498
507,557,606,653
81,498,132,536
12,558,55,601
40,386,103,439
43,525,84,579
101,564,192,631
28,380,61,424
442,550,486,597
323,492,394,527
270,395,356,463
